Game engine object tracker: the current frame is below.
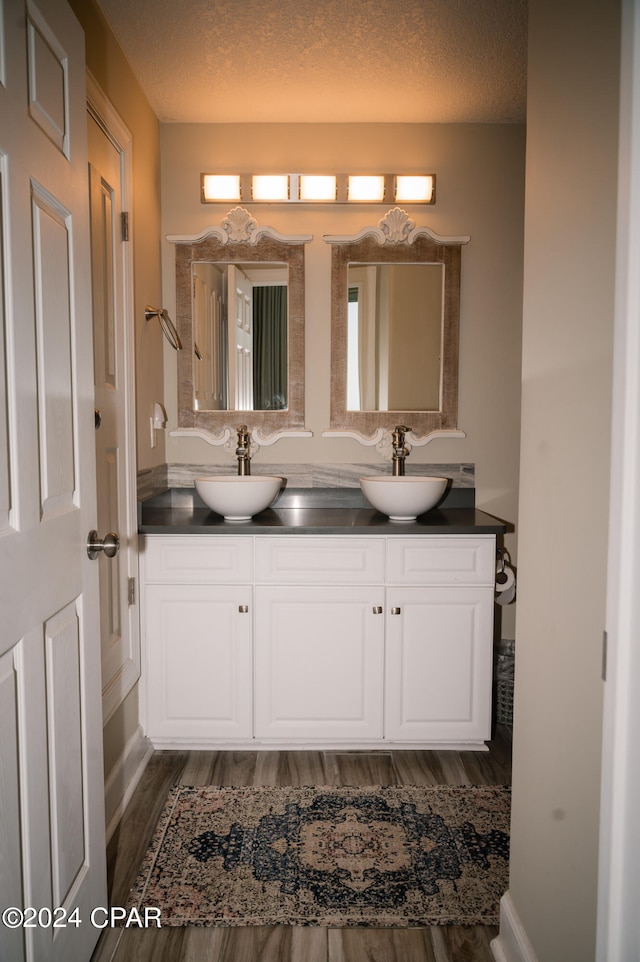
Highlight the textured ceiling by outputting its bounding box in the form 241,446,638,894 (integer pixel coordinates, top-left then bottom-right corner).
94,0,527,124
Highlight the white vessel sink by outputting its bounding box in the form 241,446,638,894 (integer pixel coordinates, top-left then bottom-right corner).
195,475,283,521
360,475,447,522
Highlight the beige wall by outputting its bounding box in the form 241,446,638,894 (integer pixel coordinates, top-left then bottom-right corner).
508,0,620,959
69,0,163,785
160,122,526,638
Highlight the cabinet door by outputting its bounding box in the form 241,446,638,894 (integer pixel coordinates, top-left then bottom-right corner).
144,584,252,742
385,586,493,743
255,586,384,740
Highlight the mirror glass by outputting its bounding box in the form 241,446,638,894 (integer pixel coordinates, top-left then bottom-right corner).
346,263,443,411
174,223,307,437
191,261,288,412
326,220,465,438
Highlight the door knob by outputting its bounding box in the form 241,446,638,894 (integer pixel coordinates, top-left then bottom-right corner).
87,530,120,560
391,607,402,615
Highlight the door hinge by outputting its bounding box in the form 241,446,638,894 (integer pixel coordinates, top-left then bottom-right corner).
128,576,136,606
121,211,130,242
602,629,608,681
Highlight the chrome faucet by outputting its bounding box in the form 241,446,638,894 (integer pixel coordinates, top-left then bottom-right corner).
391,425,411,476
236,425,251,475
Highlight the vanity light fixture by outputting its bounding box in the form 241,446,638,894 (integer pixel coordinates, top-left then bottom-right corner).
348,175,386,202
201,173,436,204
201,174,242,202
299,174,337,201
395,174,435,204
251,174,290,201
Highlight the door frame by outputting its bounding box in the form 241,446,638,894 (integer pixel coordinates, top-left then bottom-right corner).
597,0,640,958
86,72,140,723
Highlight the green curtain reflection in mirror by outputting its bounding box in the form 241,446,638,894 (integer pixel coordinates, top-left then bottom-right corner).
253,285,288,410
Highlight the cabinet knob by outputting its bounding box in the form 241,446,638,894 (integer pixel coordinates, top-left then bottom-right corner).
372,606,383,614
391,607,402,615
238,605,249,613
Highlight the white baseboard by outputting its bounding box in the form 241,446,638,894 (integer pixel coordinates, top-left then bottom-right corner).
104,724,153,843
491,892,539,962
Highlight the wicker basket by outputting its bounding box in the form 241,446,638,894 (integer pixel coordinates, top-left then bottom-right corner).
496,678,514,726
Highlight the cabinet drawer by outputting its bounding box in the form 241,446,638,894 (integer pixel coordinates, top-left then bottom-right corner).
142,535,253,583
256,536,385,584
386,536,495,585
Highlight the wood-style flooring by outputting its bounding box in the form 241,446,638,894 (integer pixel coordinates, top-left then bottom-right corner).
91,728,511,962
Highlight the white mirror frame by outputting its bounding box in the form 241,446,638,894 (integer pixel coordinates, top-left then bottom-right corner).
323,207,470,449
167,207,313,449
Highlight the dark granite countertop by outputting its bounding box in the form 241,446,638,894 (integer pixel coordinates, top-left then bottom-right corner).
138,486,507,536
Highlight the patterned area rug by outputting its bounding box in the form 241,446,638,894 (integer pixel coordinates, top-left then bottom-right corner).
127,785,510,927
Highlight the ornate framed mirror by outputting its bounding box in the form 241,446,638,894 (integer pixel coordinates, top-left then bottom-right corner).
168,207,312,444
324,208,470,444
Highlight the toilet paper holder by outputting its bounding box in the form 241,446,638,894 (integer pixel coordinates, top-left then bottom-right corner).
495,548,516,603
496,548,510,586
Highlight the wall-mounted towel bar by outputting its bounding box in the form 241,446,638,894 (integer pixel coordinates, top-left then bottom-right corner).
145,306,182,351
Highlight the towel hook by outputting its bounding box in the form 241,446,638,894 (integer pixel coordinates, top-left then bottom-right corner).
145,306,182,351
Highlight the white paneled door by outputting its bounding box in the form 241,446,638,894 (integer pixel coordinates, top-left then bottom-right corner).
0,1,107,960
87,82,140,723
228,264,253,410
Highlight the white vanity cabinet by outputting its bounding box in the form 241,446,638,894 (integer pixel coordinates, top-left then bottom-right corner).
140,533,496,749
